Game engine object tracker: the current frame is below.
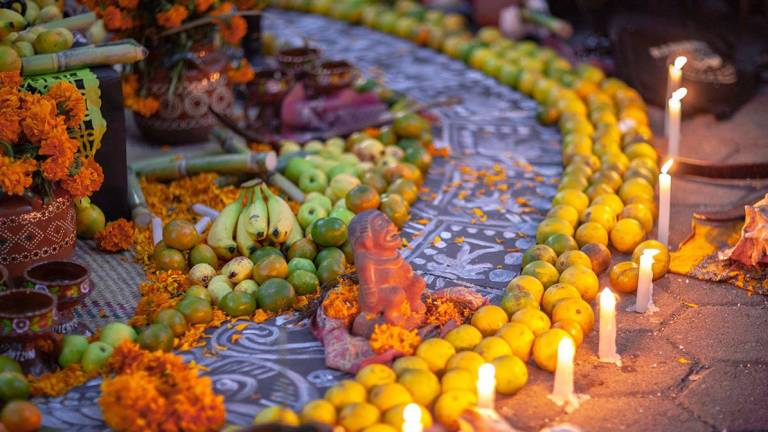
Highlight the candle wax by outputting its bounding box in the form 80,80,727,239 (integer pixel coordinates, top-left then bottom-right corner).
598,288,621,366
632,249,660,314
548,337,589,413
477,363,496,410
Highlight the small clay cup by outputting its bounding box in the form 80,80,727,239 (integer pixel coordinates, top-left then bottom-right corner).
276,46,320,77
306,60,358,95
0,289,57,372
24,260,91,334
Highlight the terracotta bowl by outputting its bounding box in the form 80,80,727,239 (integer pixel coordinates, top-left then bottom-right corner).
24,260,91,334
0,289,56,343
0,265,8,290
276,46,320,76
246,68,295,105
306,60,358,95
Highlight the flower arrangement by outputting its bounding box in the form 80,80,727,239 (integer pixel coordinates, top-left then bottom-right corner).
0,71,103,200
82,0,262,117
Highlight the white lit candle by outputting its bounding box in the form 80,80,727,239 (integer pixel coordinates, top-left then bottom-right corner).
658,159,674,246
634,249,660,313
194,216,212,235
550,337,574,405
665,56,687,137
477,363,496,410
151,216,163,245
667,87,687,157
402,403,422,432
598,288,621,366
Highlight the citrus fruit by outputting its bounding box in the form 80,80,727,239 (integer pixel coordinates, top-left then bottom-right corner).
316,253,346,286
445,350,485,374
470,305,508,336
555,250,593,273
505,275,545,303
0,356,21,374
521,260,560,288
532,328,573,372
0,400,41,432
443,324,483,351
162,220,199,251
324,379,367,408
590,169,623,191
404,146,433,172
521,245,557,268
175,296,213,324
552,297,595,333
219,291,257,317
361,171,389,194
557,174,588,191
380,193,410,228
492,355,528,394
137,323,174,352
542,282,582,314
618,177,654,202
253,406,300,426
581,242,612,274
300,399,336,425
189,244,218,266
434,390,477,430
535,217,574,244
0,372,29,401
392,356,430,375
387,178,419,204
76,202,105,239
339,402,381,432
369,383,412,412
154,248,186,271
287,270,320,295
586,182,616,201
286,239,318,262
553,319,585,346
287,257,316,275
346,184,381,214
312,217,348,247
441,368,476,392
416,338,456,372
544,233,579,255
610,218,646,253
558,265,599,301
393,112,428,138
154,309,187,337
383,403,432,429
397,368,440,406
256,278,296,312
252,254,288,284
620,203,654,233
185,285,212,303
575,221,609,247
474,336,513,361
510,308,551,336
552,189,589,214
356,364,397,390
592,193,624,216
546,205,580,227
625,195,658,218
580,205,617,231
363,424,398,432
500,289,538,317
631,240,670,280
609,261,640,293
495,322,535,361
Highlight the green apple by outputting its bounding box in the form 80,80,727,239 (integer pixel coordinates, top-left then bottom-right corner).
329,207,355,226
99,322,137,348
325,137,346,153
298,168,328,193
82,342,113,373
303,140,324,153
280,141,301,155
319,147,342,159
288,257,316,275
330,173,361,200
283,157,313,183
353,138,384,161
297,201,328,229
327,164,358,180
305,155,337,173
234,279,259,295
305,193,333,212
58,335,89,368
207,279,233,305
334,198,348,210
338,153,360,166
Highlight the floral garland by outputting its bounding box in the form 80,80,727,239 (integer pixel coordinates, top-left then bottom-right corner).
0,71,103,200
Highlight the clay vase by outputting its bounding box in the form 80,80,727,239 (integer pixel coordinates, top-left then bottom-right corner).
25,261,91,335
0,288,57,374
0,187,76,286
134,44,235,144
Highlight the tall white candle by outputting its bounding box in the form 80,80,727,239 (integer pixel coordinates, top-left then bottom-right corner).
402,403,422,432
477,363,496,410
665,56,687,137
598,288,621,366
551,337,574,403
658,159,674,246
151,216,163,245
634,249,660,313
667,87,687,157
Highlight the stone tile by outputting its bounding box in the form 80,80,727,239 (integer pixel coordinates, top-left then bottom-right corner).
662,306,768,363
611,280,684,332
680,363,768,431
660,273,768,307
555,395,711,432
497,366,566,432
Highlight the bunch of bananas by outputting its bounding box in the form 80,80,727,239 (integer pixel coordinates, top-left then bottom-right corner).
0,1,74,71
207,184,302,259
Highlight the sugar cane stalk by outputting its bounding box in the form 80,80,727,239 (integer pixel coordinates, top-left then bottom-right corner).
127,169,152,227
22,41,148,76
133,152,277,181
39,12,97,31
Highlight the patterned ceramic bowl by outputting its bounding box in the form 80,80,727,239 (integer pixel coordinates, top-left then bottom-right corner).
0,289,56,342
306,60,358,95
276,46,320,77
246,68,295,105
24,260,91,334
0,265,8,290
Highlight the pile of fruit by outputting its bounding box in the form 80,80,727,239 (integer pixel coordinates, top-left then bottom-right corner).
0,355,42,432
0,1,75,71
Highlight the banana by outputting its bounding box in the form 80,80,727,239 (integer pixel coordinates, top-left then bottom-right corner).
235,189,259,257
244,186,268,240
207,191,245,259
0,10,26,31
284,209,304,247
262,184,293,243
220,256,253,284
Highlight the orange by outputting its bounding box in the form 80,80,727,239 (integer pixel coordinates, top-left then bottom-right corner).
505,275,545,303
474,336,513,361
495,322,535,361
521,260,560,288
575,222,609,247
631,240,670,280
510,308,551,336
558,264,599,301
532,329,572,372
553,320,584,346
346,184,381,214
609,261,640,293
162,219,199,251
541,283,582,314
0,401,41,432
610,218,646,253
551,297,595,333
620,203,654,233
470,305,508,336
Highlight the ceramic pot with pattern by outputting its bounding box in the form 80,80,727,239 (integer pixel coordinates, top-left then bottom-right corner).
24,261,91,334
0,186,76,287
0,288,57,373
134,44,235,144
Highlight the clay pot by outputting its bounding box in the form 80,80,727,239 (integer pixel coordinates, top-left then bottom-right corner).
306,60,359,95
134,44,235,144
25,260,91,334
276,46,320,78
0,265,9,290
0,187,76,286
0,289,57,372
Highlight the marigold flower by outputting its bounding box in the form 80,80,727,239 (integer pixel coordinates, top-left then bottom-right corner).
0,71,21,88
20,93,59,143
95,218,135,252
40,152,74,182
0,86,21,144
219,14,247,45
27,365,97,397
118,0,138,9
46,81,87,128
121,74,139,98
0,155,36,196
369,323,421,355
157,4,189,29
61,157,104,198
225,59,254,85
195,0,215,13
102,5,131,31
126,96,160,117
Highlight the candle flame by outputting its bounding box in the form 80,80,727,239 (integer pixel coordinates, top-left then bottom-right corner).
671,87,687,102
642,248,660,258
479,363,495,381
661,158,674,174
557,336,575,362
673,56,687,70
403,403,421,423
600,287,616,309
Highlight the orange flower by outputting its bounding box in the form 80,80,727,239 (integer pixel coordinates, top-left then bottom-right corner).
0,71,21,88
0,86,21,144
95,219,134,252
225,59,254,84
157,4,189,29
118,0,138,9
121,74,139,98
46,81,87,128
102,5,131,31
61,157,104,198
126,96,160,117
41,152,74,182
195,0,214,13
39,124,79,182
20,93,59,143
219,15,247,45
27,365,97,397
0,155,36,196
369,323,421,355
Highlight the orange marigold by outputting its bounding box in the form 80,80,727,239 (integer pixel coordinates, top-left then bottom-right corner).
121,74,139,98
20,93,59,143
27,364,97,397
46,81,86,128
118,0,139,9
369,323,421,355
322,278,360,326
225,59,254,85
219,15,247,45
0,71,21,88
41,152,74,182
157,4,189,29
0,155,36,196
61,157,104,198
195,0,215,13
126,96,160,117
102,5,132,31
0,86,21,144
95,218,134,252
